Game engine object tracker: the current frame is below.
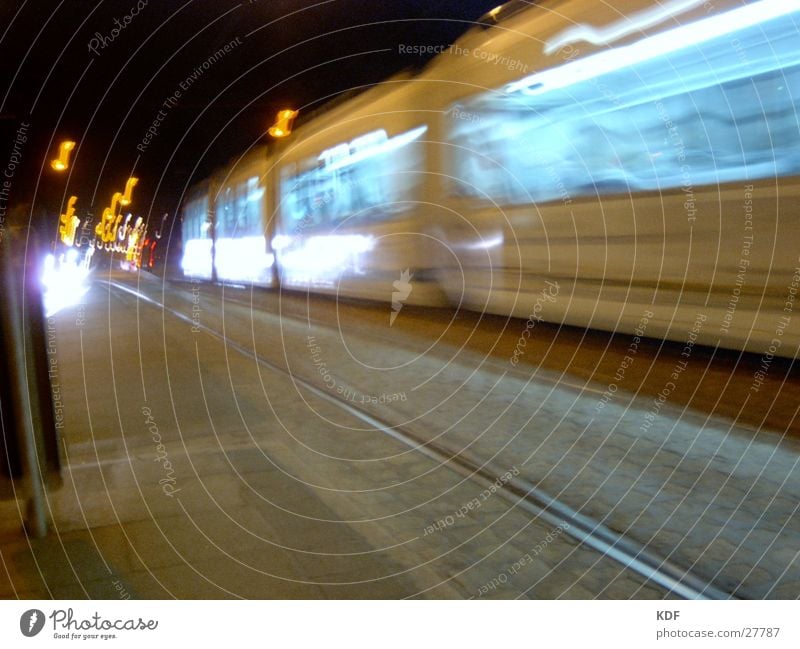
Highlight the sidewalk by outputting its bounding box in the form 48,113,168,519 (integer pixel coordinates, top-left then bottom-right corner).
0,276,431,598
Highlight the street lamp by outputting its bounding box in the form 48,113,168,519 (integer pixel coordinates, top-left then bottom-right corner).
50,140,76,171
120,176,139,206
268,109,299,138
95,191,123,243
58,196,80,246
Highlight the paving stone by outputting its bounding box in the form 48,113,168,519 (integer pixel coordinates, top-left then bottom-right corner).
6,273,797,600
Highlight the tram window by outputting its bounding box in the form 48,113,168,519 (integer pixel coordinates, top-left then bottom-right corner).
447,6,800,205
243,176,264,234
280,125,427,234
183,196,209,240
217,188,234,237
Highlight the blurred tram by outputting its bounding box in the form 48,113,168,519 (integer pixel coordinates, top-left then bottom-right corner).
180,0,800,357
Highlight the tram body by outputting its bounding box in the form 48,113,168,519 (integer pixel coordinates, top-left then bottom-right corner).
180,0,800,357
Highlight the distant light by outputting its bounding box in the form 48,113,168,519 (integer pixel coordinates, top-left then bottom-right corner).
50,140,76,172
119,177,139,206
119,214,132,241
59,195,80,246
96,192,123,243
42,251,90,317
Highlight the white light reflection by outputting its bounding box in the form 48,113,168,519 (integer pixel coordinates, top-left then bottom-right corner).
181,238,213,279
509,0,800,96
464,234,504,250
327,126,427,172
279,234,375,287
543,0,710,54
270,234,292,251
214,236,274,284
42,252,91,318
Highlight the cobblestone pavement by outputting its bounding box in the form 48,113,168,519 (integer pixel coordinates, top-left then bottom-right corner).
0,271,673,600
127,271,799,598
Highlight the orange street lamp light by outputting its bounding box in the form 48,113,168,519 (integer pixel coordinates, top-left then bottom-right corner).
51,140,76,171
120,176,139,206
268,109,299,138
96,191,123,242
59,195,80,246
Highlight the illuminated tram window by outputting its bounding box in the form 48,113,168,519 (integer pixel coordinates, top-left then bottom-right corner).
447,3,800,205
279,125,427,235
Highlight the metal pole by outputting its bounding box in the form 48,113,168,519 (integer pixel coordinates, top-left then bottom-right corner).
2,233,48,537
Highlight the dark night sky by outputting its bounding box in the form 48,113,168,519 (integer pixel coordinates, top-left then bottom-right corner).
0,0,501,231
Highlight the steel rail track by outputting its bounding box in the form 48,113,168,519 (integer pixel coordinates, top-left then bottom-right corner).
106,278,735,600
